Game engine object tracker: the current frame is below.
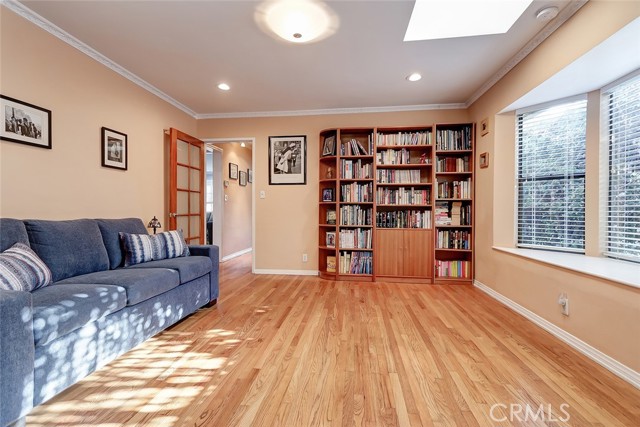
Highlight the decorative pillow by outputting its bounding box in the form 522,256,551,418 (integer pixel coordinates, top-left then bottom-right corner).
119,232,164,267
119,230,189,267
0,243,53,291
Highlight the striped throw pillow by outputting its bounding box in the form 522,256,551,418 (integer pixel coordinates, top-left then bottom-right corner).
0,243,53,291
119,232,164,267
156,230,190,259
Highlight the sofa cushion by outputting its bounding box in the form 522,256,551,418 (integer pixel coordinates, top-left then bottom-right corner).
127,255,212,284
96,218,147,269
119,232,164,267
156,230,190,258
56,268,180,306
0,218,29,252
25,219,110,282
32,283,126,347
0,243,52,291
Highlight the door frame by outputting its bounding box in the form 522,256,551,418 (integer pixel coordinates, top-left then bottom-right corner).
203,137,256,273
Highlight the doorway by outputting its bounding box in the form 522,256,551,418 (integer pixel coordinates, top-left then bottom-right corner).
205,145,223,256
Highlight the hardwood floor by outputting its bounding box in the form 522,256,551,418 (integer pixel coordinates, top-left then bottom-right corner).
28,253,639,426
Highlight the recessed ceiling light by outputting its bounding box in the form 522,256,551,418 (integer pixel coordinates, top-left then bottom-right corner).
407,73,422,82
255,0,339,44
405,0,534,41
240,142,246,147
218,83,230,91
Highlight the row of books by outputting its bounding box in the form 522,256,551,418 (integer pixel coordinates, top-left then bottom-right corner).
435,201,472,225
340,182,373,203
436,230,471,249
340,251,373,274
341,159,373,180
376,187,430,205
376,131,431,146
340,205,372,226
435,128,472,151
376,169,423,184
435,260,471,278
436,178,472,199
376,148,411,165
435,156,471,172
339,228,372,249
376,209,432,229
341,137,372,156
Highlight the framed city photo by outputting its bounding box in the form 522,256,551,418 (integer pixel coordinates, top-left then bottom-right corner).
229,163,238,180
1,95,51,149
269,135,306,185
322,188,333,202
101,127,127,170
239,170,247,186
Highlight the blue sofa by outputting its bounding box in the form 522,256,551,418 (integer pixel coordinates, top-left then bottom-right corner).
0,218,219,426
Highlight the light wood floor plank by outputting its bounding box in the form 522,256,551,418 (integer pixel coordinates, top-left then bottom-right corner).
26,253,640,426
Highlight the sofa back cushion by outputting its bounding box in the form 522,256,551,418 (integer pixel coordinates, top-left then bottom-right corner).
96,218,147,269
25,219,110,282
0,218,30,251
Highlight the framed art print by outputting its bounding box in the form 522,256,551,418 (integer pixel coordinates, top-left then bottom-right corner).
269,135,306,185
101,127,127,170
0,95,51,149
229,163,238,180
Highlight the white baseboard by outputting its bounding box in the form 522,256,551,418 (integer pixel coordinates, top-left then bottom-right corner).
221,248,252,262
474,280,640,389
253,269,318,276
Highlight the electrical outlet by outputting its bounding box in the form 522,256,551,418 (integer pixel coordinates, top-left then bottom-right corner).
558,293,569,316
302,253,308,262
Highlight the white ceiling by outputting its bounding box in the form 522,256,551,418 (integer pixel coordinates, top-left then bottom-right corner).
13,0,583,117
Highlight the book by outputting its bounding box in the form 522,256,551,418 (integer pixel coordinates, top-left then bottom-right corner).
326,256,336,273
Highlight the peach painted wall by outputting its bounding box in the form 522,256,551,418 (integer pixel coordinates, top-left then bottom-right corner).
0,8,196,225
468,1,640,370
213,142,252,259
198,110,469,271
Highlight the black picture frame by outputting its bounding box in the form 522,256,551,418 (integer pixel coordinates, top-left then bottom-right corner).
229,162,238,180
239,170,247,186
0,95,52,149
268,135,307,185
101,127,127,170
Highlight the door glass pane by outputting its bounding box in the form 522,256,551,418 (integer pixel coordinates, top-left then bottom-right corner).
177,139,189,164
190,169,200,191
177,165,189,189
177,191,188,215
190,216,201,237
190,144,200,167
177,216,189,236
190,192,200,214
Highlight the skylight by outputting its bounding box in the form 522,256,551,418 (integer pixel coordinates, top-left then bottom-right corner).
404,0,534,41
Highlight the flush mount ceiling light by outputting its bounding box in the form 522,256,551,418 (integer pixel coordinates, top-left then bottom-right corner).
407,73,422,82
255,0,339,44
405,0,534,41
217,83,230,91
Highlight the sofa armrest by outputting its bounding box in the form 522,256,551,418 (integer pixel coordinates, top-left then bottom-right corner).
0,290,35,426
188,245,219,304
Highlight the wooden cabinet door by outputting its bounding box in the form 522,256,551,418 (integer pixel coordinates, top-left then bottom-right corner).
375,229,404,276
404,229,433,278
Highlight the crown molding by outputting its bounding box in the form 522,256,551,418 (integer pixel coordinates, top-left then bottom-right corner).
196,103,467,120
1,0,198,118
465,0,588,107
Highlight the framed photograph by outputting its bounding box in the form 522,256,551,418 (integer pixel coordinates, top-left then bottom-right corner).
326,231,336,248
1,95,51,149
248,168,253,183
322,135,336,156
269,135,307,185
239,170,247,186
480,152,489,169
322,188,334,202
101,127,127,170
229,163,238,180
480,118,489,136
326,209,336,225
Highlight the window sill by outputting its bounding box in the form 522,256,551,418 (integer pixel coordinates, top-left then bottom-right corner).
492,246,640,289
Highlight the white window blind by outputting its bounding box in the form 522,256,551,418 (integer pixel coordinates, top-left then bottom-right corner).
604,74,640,263
517,99,587,252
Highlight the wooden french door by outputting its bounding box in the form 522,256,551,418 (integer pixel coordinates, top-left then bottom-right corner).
168,128,205,244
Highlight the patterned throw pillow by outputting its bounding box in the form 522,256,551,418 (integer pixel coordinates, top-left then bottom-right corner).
119,230,189,267
0,242,53,291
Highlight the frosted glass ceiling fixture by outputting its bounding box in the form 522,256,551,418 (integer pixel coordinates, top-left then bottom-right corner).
256,0,339,44
405,0,534,41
